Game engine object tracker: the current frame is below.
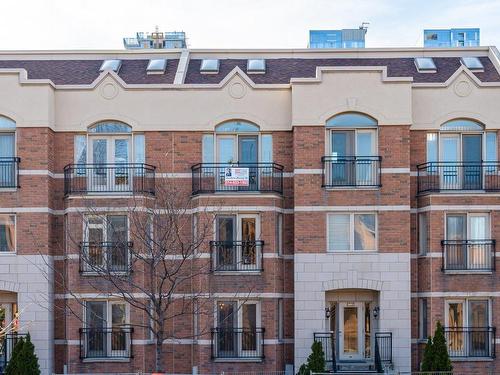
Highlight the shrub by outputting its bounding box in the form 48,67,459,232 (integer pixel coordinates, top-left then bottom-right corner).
297,340,326,374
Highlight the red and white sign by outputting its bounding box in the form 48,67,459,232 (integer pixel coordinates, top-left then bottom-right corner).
224,167,249,186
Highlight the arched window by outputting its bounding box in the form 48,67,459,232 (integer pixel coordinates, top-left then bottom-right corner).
326,112,378,128
440,119,484,132
88,121,132,133
215,120,260,133
0,116,16,130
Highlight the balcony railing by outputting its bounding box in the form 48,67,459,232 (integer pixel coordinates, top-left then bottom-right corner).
80,327,133,360
322,156,381,188
375,332,393,372
210,241,263,272
442,239,495,271
0,333,27,373
64,163,156,195
445,327,495,358
417,162,500,194
191,163,283,195
0,157,20,189
211,327,264,360
313,332,336,372
80,242,132,274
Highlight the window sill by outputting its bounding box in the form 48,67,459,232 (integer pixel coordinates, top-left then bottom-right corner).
451,357,494,362
0,188,18,193
323,186,380,191
443,270,493,275
326,251,379,254
213,358,264,363
212,271,262,276
82,358,131,363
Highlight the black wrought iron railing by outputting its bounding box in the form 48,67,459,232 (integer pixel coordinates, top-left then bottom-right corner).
0,333,27,373
191,163,283,195
441,239,495,271
444,327,495,358
417,162,500,194
0,157,20,189
64,163,156,195
322,156,381,188
211,327,264,360
80,242,133,274
210,240,264,272
80,327,133,359
375,332,392,372
314,332,336,372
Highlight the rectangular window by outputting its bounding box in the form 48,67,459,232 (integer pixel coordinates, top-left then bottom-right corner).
202,134,214,163
419,298,428,339
261,134,273,163
328,213,376,252
486,132,497,173
276,213,283,255
278,299,284,341
426,133,438,163
74,135,87,175
418,213,428,255
133,134,145,164
0,215,15,252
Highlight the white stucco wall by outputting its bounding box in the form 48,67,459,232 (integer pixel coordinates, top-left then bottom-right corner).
0,254,53,375
294,252,411,374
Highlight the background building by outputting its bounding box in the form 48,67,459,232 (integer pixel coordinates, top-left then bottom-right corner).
309,25,368,48
123,28,187,49
424,28,480,47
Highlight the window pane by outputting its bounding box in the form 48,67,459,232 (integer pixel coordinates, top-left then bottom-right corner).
469,300,488,327
448,303,463,328
108,216,127,242
354,214,376,250
261,134,273,162
426,133,438,162
74,135,87,166
134,134,145,164
326,113,377,128
486,132,497,161
0,116,15,130
329,214,350,251
86,301,106,327
446,215,466,240
0,215,15,252
112,304,126,326
202,134,214,163
0,134,14,157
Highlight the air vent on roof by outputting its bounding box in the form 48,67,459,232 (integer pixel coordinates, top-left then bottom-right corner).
147,59,167,74
100,59,122,73
247,59,266,73
200,59,219,73
414,57,437,73
461,57,484,71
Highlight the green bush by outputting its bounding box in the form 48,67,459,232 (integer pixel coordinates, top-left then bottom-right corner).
421,321,453,372
297,340,326,375
5,333,40,375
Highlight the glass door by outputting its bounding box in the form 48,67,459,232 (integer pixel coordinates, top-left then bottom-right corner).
356,131,375,185
331,131,354,185
0,134,15,187
339,302,364,360
107,216,128,272
468,300,489,356
239,216,257,270
89,137,130,192
240,303,258,356
217,301,237,357
440,134,460,189
110,303,127,356
90,138,108,191
216,216,236,270
446,215,467,269
468,214,489,269
86,301,107,357
113,138,131,191
86,217,105,270
462,134,482,189
217,136,236,191
238,136,258,191
447,302,465,356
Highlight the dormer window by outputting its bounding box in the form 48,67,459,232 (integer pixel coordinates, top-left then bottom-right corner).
146,59,167,74
100,59,122,73
247,59,266,74
414,57,437,73
200,59,219,73
460,57,484,72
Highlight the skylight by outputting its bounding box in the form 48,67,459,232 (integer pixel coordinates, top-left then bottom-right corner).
200,59,219,73
414,57,437,72
100,59,122,73
247,59,266,73
461,57,484,71
147,59,167,74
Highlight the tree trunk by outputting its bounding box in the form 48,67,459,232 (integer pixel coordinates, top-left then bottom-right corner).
155,334,163,373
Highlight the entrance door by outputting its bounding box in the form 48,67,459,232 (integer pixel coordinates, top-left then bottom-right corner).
238,136,258,191
339,302,364,360
440,134,460,189
462,134,482,189
89,137,131,192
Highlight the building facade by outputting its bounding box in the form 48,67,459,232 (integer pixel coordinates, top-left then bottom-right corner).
0,46,499,374
424,28,480,48
309,28,367,48
123,30,187,49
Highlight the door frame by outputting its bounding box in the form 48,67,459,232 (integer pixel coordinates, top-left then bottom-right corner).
338,302,365,361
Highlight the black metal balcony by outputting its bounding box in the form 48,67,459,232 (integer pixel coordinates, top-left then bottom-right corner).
64,163,156,195
442,240,495,271
313,332,336,372
375,332,393,372
80,242,132,274
80,327,133,360
211,327,264,360
417,162,500,194
0,333,27,373
445,327,496,358
0,157,20,189
322,156,381,188
210,241,264,272
191,163,283,195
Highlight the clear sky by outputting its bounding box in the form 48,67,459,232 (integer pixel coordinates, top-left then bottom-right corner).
1,0,499,50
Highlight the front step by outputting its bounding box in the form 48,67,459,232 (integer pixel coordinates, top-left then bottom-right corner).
336,361,375,373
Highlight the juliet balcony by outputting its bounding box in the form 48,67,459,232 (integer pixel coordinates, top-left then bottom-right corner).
210,240,264,273
64,163,156,196
0,157,20,189
79,241,132,275
211,327,265,361
442,239,495,272
191,163,283,195
445,327,496,358
417,162,500,194
322,156,381,188
79,327,133,360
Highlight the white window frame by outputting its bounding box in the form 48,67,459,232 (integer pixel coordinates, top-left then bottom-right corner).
0,214,16,253
445,298,491,328
444,212,490,240
418,298,428,339
326,128,378,157
327,212,378,252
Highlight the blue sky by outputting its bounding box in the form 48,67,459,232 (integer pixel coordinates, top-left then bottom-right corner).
1,0,499,49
